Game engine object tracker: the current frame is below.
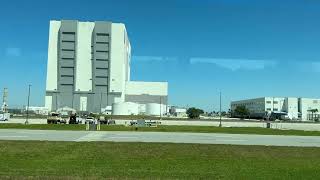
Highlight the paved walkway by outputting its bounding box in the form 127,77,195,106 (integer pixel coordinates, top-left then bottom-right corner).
0,129,319,147
5,118,320,131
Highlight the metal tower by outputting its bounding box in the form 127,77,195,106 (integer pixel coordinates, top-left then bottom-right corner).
2,88,8,113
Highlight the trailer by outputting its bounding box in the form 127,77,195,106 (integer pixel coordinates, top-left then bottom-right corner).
0,113,10,121
47,112,66,124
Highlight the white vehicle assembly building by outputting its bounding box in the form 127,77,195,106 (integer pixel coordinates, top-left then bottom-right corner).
45,20,168,114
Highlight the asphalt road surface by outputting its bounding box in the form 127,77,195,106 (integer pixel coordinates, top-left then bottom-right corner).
5,118,320,131
0,129,319,147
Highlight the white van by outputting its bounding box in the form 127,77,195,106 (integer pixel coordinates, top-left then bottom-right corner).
0,113,10,121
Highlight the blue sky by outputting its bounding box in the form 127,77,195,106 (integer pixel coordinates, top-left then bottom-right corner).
1,0,320,111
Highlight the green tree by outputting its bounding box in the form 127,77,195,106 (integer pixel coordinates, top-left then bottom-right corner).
234,106,250,119
186,107,204,119
227,109,232,116
308,109,318,114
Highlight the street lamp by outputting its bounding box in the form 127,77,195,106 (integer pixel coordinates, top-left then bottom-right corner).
100,92,103,114
219,91,222,127
159,97,162,120
25,84,31,125
55,90,58,111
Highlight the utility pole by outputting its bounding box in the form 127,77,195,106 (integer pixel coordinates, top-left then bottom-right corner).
160,97,162,120
81,101,84,112
165,95,168,117
100,92,103,114
25,84,31,125
219,91,222,127
55,90,58,112
272,97,274,111
72,93,74,109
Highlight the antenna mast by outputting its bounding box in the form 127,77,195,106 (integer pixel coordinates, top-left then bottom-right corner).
2,88,8,113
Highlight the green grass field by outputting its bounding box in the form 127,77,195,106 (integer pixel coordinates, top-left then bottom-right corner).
0,123,320,136
0,141,319,179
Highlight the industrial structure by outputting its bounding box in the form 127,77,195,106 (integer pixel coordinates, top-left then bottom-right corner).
168,106,187,118
231,97,320,121
25,106,50,115
1,88,8,113
0,88,10,121
45,20,168,114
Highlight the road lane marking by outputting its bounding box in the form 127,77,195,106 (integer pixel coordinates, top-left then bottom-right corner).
75,133,105,142
215,136,235,138
216,139,247,142
0,135,28,138
108,136,138,139
18,132,46,135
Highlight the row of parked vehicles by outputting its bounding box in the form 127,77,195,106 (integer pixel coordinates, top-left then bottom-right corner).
46,112,115,125
46,112,160,128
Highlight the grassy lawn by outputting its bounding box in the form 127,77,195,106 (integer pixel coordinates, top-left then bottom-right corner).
0,141,319,179
0,123,320,136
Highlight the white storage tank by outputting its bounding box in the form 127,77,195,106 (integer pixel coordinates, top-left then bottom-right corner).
138,104,146,114
112,102,129,115
112,102,140,115
146,103,166,116
127,102,139,115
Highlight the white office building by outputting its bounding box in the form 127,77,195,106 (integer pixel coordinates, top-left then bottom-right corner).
231,97,320,121
26,106,50,115
168,106,187,117
45,20,168,113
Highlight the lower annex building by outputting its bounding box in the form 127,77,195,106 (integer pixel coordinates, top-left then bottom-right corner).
45,20,168,114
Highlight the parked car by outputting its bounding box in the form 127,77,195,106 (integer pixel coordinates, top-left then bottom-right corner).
107,119,116,125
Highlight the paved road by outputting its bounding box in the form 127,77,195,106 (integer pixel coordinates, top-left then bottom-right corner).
5,118,320,131
0,129,319,147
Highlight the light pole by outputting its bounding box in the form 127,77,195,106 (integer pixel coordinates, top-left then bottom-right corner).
72,93,74,109
219,91,222,127
81,101,84,112
100,92,103,114
54,89,58,112
159,97,162,120
272,97,274,111
25,84,31,125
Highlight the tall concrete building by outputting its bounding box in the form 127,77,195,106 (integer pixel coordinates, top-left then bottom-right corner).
45,20,168,113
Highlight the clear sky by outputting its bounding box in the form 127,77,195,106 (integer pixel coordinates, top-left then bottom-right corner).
1,0,320,111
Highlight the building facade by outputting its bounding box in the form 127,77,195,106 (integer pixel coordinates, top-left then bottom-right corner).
168,106,187,118
26,107,50,115
231,97,320,121
45,20,168,113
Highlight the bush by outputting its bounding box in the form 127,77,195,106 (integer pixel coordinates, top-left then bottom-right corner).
234,106,250,119
186,107,204,119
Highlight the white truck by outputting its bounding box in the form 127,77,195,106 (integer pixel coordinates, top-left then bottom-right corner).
47,112,66,124
0,112,10,121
